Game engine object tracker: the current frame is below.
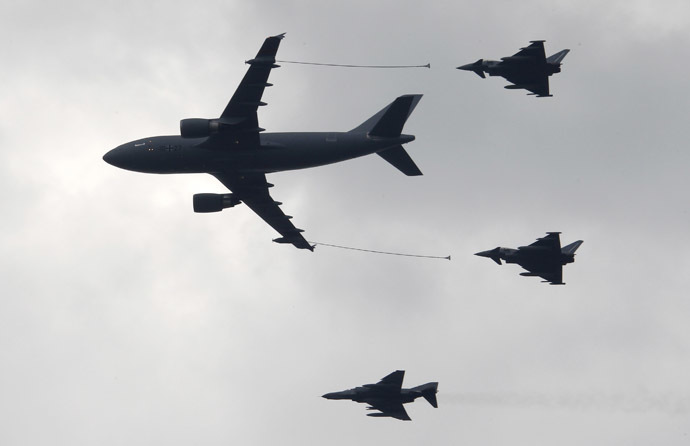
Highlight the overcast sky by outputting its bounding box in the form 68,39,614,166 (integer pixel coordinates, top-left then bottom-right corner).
2,0,690,444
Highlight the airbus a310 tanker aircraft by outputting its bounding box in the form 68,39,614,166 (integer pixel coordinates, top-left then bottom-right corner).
104,33,423,250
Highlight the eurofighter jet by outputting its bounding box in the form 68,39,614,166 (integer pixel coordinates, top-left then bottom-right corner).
322,370,438,421
457,41,569,97
475,232,583,285
103,34,423,251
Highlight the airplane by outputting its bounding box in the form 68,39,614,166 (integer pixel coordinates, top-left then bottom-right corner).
103,34,423,251
457,41,569,97
475,232,583,285
322,370,438,421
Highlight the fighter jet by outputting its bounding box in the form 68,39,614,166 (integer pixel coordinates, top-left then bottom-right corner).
322,370,438,421
103,34,423,251
475,232,583,285
457,41,569,97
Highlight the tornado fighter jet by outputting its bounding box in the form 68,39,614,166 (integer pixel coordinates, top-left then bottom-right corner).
103,34,423,251
457,41,569,97
322,370,438,421
475,232,583,285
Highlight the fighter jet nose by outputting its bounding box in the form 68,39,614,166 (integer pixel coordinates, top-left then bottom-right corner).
475,248,499,258
322,391,348,400
457,60,486,78
475,248,502,265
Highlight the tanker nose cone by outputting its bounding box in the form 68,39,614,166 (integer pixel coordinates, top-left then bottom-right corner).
103,148,117,166
103,144,135,170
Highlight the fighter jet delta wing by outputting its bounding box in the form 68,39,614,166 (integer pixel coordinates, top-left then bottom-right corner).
458,40,568,97
211,172,313,251
199,33,285,149
521,231,562,252
504,40,547,64
518,261,564,285
503,72,551,97
536,267,564,285
501,41,554,97
518,233,564,284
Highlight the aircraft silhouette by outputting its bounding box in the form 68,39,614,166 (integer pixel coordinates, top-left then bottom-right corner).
322,370,438,420
104,34,422,250
476,232,583,285
458,40,569,97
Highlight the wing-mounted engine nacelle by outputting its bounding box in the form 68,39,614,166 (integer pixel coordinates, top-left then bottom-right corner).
180,118,221,138
193,193,241,213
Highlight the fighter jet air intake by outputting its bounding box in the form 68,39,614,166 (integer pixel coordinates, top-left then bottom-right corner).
103,33,423,251
475,232,583,285
457,41,569,97
322,370,438,420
